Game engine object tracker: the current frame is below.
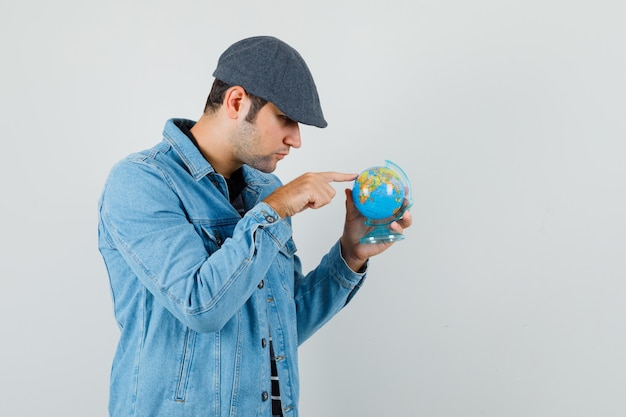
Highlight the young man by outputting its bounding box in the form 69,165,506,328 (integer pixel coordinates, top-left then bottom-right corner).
98,35,411,417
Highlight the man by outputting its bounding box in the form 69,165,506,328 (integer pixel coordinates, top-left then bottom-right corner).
98,35,411,417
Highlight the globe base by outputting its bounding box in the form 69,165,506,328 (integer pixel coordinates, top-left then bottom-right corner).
359,225,406,244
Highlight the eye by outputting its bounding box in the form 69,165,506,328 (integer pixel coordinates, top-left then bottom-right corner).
279,115,296,125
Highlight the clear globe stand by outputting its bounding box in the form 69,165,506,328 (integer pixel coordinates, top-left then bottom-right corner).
357,160,413,244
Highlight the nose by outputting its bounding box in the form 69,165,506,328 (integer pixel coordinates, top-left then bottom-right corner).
285,123,301,149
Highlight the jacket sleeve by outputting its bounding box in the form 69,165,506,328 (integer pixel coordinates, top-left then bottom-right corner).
293,240,368,345
98,159,292,333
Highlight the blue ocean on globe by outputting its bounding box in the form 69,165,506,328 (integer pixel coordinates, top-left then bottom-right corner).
352,166,406,220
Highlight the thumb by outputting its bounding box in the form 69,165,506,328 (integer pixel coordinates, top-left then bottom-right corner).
344,188,361,219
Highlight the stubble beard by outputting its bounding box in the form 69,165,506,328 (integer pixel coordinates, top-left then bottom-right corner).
233,120,278,173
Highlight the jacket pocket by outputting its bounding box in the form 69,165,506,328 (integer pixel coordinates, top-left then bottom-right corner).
175,328,197,402
197,221,238,254
198,225,223,254
275,238,297,295
279,238,297,258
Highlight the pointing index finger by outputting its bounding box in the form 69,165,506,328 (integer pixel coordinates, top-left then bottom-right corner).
320,172,358,183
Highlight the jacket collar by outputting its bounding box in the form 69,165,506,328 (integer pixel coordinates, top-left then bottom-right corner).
163,118,213,180
162,118,272,188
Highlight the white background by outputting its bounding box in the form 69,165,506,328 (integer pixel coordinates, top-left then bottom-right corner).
2,0,626,416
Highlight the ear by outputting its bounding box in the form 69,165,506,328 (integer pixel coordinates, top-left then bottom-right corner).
223,86,248,120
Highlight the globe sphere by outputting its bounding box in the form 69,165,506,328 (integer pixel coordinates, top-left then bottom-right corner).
352,166,406,220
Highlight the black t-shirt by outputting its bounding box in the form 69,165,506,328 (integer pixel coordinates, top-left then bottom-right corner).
180,124,246,214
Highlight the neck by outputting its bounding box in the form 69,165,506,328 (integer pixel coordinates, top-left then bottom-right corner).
191,113,241,178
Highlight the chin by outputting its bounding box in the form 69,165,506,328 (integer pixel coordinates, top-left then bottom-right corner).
249,162,277,173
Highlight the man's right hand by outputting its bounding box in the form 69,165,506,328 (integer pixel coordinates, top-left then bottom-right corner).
263,172,357,218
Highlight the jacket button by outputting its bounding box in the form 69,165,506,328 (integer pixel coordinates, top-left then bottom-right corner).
262,338,267,348
257,280,264,289
262,391,269,401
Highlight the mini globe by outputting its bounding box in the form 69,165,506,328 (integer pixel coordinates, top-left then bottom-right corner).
351,160,413,244
352,167,405,220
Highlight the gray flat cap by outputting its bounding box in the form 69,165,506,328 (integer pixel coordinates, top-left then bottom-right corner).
212,36,327,128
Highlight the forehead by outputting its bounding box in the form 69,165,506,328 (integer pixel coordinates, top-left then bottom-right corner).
255,101,284,121
261,101,297,124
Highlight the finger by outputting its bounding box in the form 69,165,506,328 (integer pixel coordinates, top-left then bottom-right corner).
395,210,413,229
319,172,358,183
344,188,353,203
389,221,404,234
399,209,413,226
343,189,361,217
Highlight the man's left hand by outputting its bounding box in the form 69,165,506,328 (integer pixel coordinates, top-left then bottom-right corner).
339,189,413,272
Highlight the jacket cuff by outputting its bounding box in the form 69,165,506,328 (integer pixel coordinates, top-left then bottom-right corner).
246,202,292,248
331,240,367,288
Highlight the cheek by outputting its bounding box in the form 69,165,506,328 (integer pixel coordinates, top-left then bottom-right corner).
262,125,284,145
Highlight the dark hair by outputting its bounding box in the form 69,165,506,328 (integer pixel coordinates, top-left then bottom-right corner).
204,79,268,123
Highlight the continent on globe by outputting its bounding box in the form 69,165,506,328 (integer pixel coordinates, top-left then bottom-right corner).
352,166,406,220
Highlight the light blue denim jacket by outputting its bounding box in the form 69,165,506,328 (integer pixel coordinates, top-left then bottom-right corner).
98,119,366,417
